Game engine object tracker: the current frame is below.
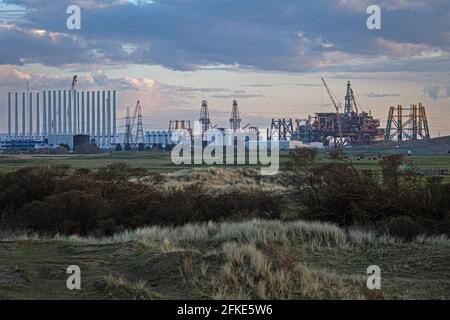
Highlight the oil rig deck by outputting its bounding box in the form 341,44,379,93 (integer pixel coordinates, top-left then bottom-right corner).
296,80,384,146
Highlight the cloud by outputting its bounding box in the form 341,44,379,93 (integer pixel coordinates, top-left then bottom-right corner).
210,93,265,99
0,23,101,66
423,85,450,100
338,0,430,12
0,0,448,73
0,64,31,86
0,66,158,91
365,92,401,98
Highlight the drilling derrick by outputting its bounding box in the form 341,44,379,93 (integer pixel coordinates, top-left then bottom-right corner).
124,106,132,151
344,80,359,116
229,99,241,131
199,99,212,134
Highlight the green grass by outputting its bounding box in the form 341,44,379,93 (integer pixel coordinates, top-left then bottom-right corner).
1,220,449,300
1,151,449,175
0,151,175,173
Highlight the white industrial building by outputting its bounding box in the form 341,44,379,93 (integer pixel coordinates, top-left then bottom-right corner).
6,90,118,148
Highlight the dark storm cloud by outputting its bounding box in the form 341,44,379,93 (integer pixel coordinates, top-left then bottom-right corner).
1,0,449,72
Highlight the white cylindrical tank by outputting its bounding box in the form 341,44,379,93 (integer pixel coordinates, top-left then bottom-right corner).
162,131,169,145
156,131,162,145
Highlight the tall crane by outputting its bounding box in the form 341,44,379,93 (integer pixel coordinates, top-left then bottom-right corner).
321,78,343,144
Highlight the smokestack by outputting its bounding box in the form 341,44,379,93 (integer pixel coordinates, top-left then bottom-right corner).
47,91,52,135
75,91,81,134
68,91,72,134
58,91,62,134
22,92,26,138
77,91,80,133
36,93,40,138
107,91,111,146
15,93,18,139
91,91,95,141
97,91,100,145
7,92,11,139
73,90,77,133
113,90,117,144
63,91,67,134
102,91,106,146
42,91,47,137
29,93,33,138
53,91,56,135
86,92,90,136
81,91,85,134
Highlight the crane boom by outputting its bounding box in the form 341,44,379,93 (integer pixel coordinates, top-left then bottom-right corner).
350,88,360,115
321,78,343,145
321,78,341,112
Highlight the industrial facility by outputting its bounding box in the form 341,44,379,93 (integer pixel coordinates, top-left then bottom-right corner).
118,97,262,150
294,79,384,146
3,80,118,151
385,103,430,142
2,77,433,153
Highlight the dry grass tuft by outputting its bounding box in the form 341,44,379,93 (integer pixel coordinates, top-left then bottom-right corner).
209,242,359,300
95,275,162,300
162,167,287,194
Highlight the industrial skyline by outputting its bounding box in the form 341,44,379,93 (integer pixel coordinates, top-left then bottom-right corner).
6,89,117,146
0,0,449,137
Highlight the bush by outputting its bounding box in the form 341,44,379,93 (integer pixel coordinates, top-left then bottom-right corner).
288,151,450,237
16,191,117,236
1,165,284,236
381,216,425,240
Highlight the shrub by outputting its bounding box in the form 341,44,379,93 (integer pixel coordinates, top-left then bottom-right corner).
381,216,425,240
1,165,285,236
288,151,450,237
15,191,117,236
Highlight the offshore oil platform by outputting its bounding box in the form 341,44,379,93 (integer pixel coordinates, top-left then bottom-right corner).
296,79,384,146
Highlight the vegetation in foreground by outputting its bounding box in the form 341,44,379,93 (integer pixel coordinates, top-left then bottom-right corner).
0,149,449,299
0,150,448,239
0,219,449,300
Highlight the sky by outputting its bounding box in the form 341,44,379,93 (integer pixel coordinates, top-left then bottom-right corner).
0,0,449,136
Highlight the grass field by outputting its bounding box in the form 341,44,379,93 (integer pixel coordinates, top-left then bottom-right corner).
0,151,449,174
0,220,449,300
